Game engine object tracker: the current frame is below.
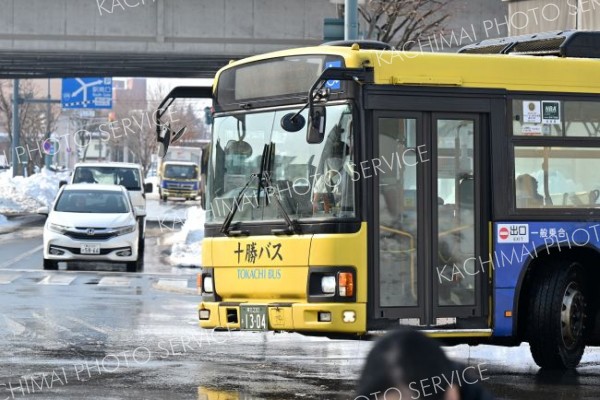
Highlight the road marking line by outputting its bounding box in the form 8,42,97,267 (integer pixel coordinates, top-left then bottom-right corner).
38,275,77,285
0,244,43,269
98,276,131,286
32,312,74,334
156,278,188,288
3,315,28,336
0,273,20,284
152,278,197,295
65,316,109,335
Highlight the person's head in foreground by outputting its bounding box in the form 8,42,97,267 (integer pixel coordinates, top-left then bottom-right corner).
355,328,494,400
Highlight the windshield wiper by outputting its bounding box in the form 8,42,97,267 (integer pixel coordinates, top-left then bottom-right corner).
261,169,300,235
220,173,258,236
220,143,300,236
221,143,271,236
258,143,299,235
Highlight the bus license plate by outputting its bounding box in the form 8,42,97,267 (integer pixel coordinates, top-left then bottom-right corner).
81,244,100,255
240,306,268,331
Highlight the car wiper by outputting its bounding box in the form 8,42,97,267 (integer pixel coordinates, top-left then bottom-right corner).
220,173,258,236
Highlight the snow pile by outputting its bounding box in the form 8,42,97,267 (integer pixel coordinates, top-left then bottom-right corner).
0,214,15,229
170,206,205,267
0,168,68,214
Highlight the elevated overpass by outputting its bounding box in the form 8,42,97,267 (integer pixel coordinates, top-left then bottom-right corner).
0,0,337,78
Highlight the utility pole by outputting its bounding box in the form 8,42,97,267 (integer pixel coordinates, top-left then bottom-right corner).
45,78,53,168
344,0,359,40
11,79,20,177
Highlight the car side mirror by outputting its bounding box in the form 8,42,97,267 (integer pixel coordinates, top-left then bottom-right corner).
144,183,153,193
37,206,49,215
59,180,67,188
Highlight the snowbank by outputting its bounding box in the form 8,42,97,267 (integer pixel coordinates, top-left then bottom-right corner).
169,206,205,267
0,213,15,228
0,168,69,214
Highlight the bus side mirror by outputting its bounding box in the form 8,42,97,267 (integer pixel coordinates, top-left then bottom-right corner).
307,105,326,144
144,183,153,193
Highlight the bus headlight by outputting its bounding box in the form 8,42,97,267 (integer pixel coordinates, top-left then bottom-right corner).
321,276,336,294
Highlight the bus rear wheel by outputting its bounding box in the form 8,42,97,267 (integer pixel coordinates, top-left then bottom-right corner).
527,261,587,369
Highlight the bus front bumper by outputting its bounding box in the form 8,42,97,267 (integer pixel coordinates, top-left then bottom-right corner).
198,302,366,334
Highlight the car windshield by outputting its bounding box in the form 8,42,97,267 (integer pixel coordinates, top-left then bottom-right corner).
73,166,142,191
164,164,198,179
206,104,356,223
55,190,130,214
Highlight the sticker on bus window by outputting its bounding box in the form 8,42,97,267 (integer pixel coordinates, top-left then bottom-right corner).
497,224,529,243
521,124,542,135
541,100,561,125
523,101,541,123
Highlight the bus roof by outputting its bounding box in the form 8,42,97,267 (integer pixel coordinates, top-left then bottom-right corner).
215,42,600,95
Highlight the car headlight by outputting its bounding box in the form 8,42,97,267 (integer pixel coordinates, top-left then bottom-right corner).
115,224,136,236
48,223,70,234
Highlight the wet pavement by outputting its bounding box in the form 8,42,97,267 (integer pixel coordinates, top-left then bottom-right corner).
1,209,600,399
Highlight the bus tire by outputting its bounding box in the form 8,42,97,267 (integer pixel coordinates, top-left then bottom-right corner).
527,260,587,369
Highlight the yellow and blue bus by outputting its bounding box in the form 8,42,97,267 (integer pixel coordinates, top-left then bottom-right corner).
156,31,600,369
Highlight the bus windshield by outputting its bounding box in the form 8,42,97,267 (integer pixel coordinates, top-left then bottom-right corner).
206,104,356,224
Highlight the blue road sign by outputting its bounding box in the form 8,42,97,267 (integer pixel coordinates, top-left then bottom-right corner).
62,78,113,109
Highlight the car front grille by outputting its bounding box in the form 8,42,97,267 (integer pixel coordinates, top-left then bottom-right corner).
64,229,118,241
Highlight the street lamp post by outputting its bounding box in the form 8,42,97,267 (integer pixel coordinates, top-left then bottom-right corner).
344,0,359,40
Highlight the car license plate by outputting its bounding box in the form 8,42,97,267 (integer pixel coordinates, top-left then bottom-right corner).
80,244,100,255
240,306,268,331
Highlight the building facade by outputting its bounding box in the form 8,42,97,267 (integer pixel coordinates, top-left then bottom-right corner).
503,0,599,34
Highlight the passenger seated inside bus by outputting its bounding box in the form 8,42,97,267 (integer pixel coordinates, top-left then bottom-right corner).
515,173,544,207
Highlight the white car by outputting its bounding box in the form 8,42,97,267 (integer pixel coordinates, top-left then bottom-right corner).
40,184,144,272
62,162,152,253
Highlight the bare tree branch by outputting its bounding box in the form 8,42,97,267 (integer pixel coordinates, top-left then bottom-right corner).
357,0,454,50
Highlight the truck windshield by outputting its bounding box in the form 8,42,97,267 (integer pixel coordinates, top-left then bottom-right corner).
206,104,356,224
164,164,198,179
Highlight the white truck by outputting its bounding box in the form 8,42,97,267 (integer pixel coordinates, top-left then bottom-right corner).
157,146,204,203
